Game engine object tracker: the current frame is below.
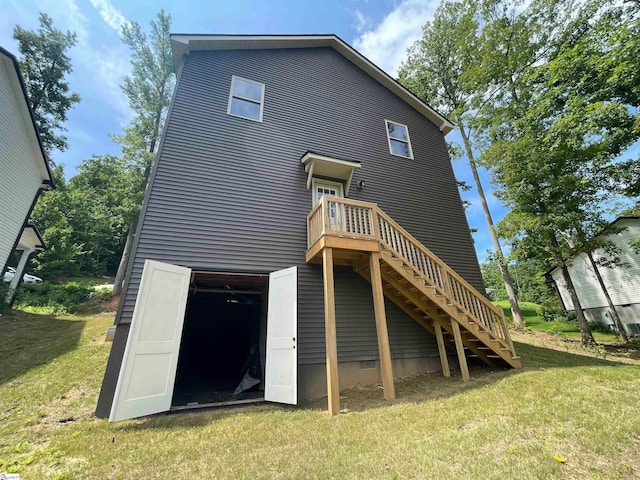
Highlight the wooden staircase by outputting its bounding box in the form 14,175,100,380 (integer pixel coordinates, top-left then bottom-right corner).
306,196,521,375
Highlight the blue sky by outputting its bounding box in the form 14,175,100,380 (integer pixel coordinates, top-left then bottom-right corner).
2,0,632,265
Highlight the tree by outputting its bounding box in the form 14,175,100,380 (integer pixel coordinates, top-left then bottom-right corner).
13,13,80,155
29,166,83,278
28,158,135,279
112,10,175,296
398,0,537,330
483,0,640,345
68,155,137,275
482,255,560,306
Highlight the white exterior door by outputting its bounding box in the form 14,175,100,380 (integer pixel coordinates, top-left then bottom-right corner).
265,266,298,405
109,260,192,422
313,179,344,231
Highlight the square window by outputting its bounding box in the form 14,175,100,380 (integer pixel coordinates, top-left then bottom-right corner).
385,120,413,159
227,75,265,122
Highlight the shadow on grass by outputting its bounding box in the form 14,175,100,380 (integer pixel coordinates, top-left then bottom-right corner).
111,337,635,430
0,310,84,385
515,341,631,368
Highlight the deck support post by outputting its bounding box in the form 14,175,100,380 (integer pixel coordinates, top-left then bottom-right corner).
369,251,396,401
451,320,470,382
322,247,340,415
433,321,450,377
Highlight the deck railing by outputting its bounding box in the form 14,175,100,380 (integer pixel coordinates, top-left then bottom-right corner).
307,196,378,246
307,196,514,352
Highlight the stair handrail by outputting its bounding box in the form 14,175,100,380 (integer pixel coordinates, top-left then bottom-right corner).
305,196,515,355
374,206,514,350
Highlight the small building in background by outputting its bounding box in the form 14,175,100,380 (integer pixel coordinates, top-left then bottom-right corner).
548,217,640,335
0,46,53,303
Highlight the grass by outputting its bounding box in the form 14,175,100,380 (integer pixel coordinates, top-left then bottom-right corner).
1,309,639,479
494,300,620,343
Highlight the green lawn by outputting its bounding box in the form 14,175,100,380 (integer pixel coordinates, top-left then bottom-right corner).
1,309,639,479
494,300,620,343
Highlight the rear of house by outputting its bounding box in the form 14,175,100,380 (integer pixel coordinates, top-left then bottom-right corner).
97,35,517,421
549,217,640,335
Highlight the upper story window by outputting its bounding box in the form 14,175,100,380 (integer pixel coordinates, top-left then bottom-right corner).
227,75,265,122
385,120,413,159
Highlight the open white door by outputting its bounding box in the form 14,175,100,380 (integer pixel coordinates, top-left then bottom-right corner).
265,266,297,405
109,260,191,422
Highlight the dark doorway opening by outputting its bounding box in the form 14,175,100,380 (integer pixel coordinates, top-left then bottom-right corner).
172,272,267,408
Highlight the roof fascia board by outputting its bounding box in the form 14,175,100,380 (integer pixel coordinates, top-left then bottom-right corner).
300,152,362,170
170,34,454,135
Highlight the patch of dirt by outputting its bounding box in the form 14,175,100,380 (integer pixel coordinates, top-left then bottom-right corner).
34,386,96,432
99,294,119,313
82,293,119,315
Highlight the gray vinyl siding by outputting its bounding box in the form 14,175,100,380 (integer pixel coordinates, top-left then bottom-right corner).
117,47,482,366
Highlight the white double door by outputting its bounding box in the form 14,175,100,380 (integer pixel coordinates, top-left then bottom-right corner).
109,260,297,422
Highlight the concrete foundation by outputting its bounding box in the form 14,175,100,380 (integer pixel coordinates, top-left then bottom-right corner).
298,355,452,400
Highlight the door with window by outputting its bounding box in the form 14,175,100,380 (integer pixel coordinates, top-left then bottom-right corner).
313,179,344,231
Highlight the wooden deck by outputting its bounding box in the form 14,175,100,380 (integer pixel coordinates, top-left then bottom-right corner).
306,196,521,415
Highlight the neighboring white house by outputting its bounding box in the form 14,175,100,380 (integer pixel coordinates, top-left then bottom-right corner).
548,217,640,335
0,46,53,300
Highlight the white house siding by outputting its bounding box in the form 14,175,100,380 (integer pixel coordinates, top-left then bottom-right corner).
551,219,640,333
0,54,44,270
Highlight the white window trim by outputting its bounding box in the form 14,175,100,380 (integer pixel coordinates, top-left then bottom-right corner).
312,178,344,206
227,75,265,122
385,119,414,159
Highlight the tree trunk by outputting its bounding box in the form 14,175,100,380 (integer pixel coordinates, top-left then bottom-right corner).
549,231,596,345
112,224,135,297
458,123,525,330
586,252,628,343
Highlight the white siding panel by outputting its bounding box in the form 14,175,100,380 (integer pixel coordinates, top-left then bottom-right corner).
0,55,43,269
552,220,640,310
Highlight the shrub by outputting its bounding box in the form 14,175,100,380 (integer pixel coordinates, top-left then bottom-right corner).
587,320,615,334
540,297,564,322
14,282,94,315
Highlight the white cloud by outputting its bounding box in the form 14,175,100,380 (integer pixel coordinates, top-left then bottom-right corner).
353,0,439,76
89,0,127,34
353,9,372,34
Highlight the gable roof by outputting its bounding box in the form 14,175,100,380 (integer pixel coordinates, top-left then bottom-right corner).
0,46,54,188
170,34,454,135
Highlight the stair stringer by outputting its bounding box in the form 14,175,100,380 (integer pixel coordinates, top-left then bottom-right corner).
377,249,521,369
355,268,482,375
359,265,499,367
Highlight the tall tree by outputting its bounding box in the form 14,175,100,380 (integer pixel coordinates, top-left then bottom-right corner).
398,0,544,330
112,10,175,296
483,0,640,345
13,13,80,155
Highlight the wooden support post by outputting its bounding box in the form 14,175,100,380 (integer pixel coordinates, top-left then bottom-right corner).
433,321,450,377
369,251,396,401
451,320,470,382
323,247,340,415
